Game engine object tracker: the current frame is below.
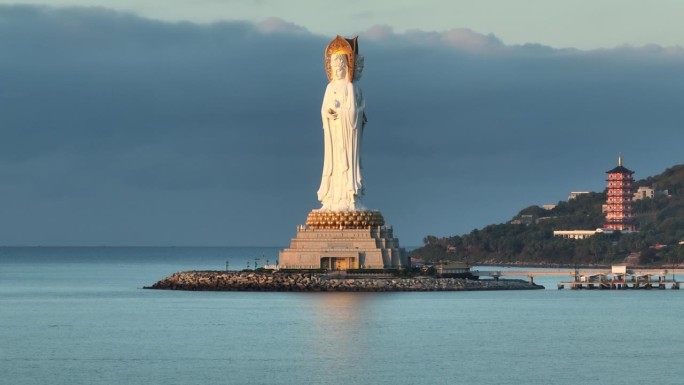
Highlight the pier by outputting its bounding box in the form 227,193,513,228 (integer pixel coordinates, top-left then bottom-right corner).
558,270,680,290
473,268,610,282
473,266,680,290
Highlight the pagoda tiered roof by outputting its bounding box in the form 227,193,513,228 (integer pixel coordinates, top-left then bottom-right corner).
606,165,634,174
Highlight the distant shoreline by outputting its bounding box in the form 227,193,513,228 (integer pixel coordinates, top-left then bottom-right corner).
473,263,610,269
473,263,684,269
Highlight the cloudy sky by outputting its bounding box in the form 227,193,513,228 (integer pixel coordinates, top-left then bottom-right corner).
1,2,683,246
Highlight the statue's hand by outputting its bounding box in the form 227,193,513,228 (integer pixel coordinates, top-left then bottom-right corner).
327,108,338,120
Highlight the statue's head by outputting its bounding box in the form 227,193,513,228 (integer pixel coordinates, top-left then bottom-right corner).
330,53,348,81
325,36,356,82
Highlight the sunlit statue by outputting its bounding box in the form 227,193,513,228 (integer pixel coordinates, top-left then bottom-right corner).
279,36,408,270
317,36,367,211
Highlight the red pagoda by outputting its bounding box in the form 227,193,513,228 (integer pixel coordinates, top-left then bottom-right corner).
604,155,636,231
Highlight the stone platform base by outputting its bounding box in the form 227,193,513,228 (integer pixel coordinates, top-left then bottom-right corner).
279,210,407,270
146,271,546,291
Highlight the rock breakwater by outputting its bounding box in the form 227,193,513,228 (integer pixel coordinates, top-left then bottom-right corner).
145,271,544,291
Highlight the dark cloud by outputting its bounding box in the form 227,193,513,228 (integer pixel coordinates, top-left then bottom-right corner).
1,5,683,246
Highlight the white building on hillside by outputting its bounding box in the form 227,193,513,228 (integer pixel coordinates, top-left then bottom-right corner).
633,186,654,201
568,191,590,201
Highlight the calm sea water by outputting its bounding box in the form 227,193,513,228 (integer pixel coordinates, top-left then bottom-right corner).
1,247,683,385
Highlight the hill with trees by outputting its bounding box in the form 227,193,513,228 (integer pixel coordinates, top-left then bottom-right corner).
411,164,684,266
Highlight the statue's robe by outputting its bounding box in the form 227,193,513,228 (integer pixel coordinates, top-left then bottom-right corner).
317,79,365,211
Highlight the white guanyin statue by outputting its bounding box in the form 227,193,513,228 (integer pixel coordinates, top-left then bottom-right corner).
317,36,367,211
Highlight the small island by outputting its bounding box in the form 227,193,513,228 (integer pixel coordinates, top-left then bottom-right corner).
145,270,544,292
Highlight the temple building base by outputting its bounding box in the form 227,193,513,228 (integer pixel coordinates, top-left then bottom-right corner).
279,210,408,270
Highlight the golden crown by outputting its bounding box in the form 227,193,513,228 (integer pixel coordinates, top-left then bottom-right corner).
325,35,358,82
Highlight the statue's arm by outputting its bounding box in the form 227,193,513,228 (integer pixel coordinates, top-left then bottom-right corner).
321,84,336,122
354,84,365,112
355,85,367,128
345,82,361,126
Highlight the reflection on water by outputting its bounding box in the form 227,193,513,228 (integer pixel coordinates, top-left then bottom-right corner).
310,292,369,325
307,293,374,370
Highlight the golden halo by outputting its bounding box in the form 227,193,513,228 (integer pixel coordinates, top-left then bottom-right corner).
325,35,358,82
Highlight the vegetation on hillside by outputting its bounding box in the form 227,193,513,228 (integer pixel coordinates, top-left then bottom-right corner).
412,165,684,266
